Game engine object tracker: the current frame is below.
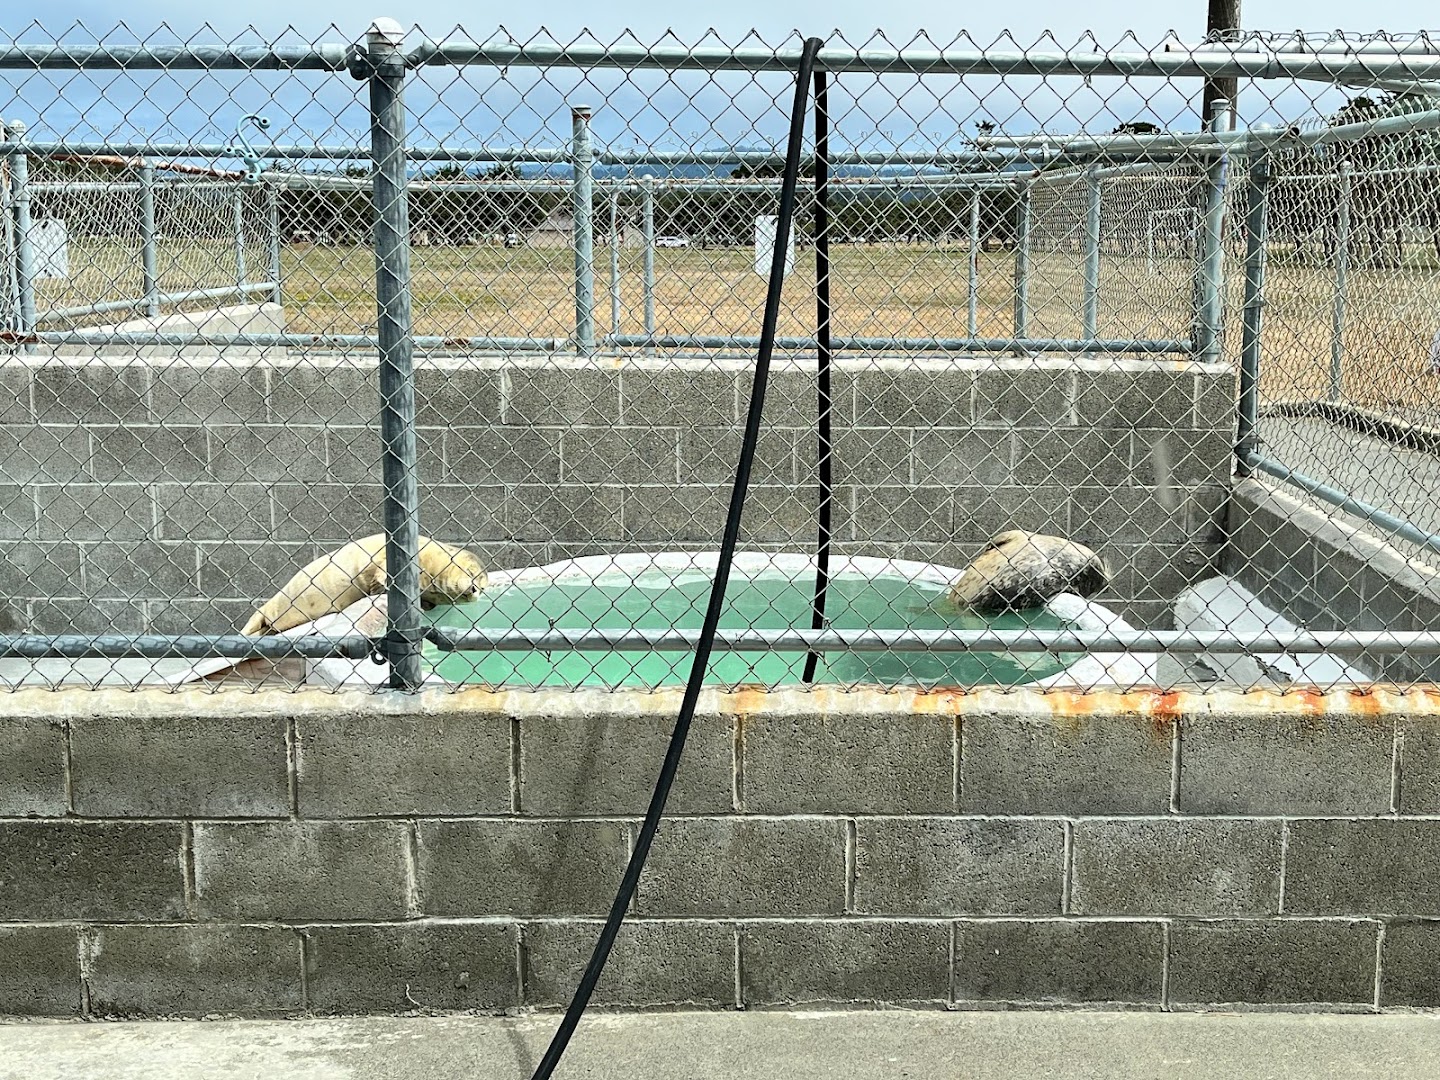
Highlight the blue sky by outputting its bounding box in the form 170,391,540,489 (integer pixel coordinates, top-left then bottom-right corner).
2,2,1436,161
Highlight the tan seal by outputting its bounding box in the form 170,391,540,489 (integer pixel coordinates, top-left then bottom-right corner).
947,530,1109,612
241,534,488,636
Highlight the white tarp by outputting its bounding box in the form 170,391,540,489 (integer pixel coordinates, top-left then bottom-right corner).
31,219,69,281
753,214,793,278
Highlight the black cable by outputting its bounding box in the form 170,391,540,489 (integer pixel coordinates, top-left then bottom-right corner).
528,36,825,1080
802,67,833,686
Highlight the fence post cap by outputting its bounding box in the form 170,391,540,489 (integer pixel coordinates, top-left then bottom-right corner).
4,118,27,138
366,18,405,48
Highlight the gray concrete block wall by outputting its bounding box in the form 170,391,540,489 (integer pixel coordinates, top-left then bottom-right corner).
5,690,1440,1018
0,348,1233,634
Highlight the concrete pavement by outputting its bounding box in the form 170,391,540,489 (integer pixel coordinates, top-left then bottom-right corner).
5,1009,1440,1080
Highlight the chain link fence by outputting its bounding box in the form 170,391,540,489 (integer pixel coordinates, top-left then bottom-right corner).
2,25,1440,691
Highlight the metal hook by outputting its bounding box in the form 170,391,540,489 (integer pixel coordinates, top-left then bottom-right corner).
227,114,271,185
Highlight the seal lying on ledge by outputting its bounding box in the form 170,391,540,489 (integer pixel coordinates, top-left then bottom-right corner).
241,534,488,636
947,530,1109,613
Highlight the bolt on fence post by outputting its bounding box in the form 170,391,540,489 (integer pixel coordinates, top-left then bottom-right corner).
267,181,282,305
138,159,160,318
5,121,37,350
1236,152,1271,478
571,104,596,356
1329,159,1352,402
1082,164,1102,341
641,174,656,355
233,186,247,290
1194,99,1232,364
608,186,621,342
967,189,980,337
363,16,423,690
1012,177,1030,351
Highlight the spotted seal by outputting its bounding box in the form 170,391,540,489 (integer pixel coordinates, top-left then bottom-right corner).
947,530,1109,612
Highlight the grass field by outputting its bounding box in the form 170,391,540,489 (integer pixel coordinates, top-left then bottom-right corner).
32,240,1440,418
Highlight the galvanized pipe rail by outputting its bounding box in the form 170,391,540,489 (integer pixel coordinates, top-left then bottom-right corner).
0,634,372,659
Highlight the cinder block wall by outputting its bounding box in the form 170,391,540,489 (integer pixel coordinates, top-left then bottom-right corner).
2,687,1438,1017
0,331,1233,635
1224,478,1440,682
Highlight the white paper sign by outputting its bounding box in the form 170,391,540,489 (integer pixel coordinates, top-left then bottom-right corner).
753,215,794,278
31,219,70,281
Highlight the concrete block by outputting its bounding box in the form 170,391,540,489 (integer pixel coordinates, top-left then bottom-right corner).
828,428,913,486
83,541,199,600
681,425,796,487
912,430,1012,488
197,542,318,601
0,716,65,816
1380,919,1440,1006
270,482,384,542
960,714,1173,815
951,486,1069,544
208,425,329,483
88,925,303,1016
1286,820,1440,915
71,714,288,818
954,919,1164,1005
1014,428,1129,487
446,426,563,484
325,425,384,485
507,485,624,543
853,819,1064,916
520,713,731,816
0,426,92,484
1077,370,1194,431
297,713,510,817
150,365,268,424
0,822,184,920
418,820,628,917
1070,820,1282,916
417,365,500,427
526,920,734,1007
1167,920,1379,1006
1069,487,1193,545
269,363,377,425
1399,722,1440,813
850,486,952,543
147,598,255,634
418,485,508,543
638,818,847,916
0,542,84,600
974,368,1076,428
193,821,408,921
1178,714,1393,815
1195,369,1238,427
1186,484,1229,544
29,599,147,635
91,426,210,483
0,926,80,1016
0,364,33,424
305,922,518,1013
1133,429,1234,487
620,486,728,543
852,369,970,429
504,366,620,426
1124,543,1219,607
0,485,36,539
742,714,954,814
759,368,859,427
35,486,152,541
741,920,949,1005
33,364,149,424
154,483,271,542
563,428,679,484
622,368,738,426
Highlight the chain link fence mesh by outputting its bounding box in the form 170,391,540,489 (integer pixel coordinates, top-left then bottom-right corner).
1,25,1439,691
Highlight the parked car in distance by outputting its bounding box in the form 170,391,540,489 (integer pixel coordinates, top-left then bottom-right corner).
656,235,690,248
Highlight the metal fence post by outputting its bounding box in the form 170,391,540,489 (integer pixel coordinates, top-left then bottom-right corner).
138,159,160,318
1329,159,1352,402
267,181,282,306
1,119,19,338
5,121,37,348
1012,177,1030,350
967,189,980,337
1194,99,1232,364
1082,164,1102,341
233,186,247,290
571,104,596,356
362,16,423,690
641,174,656,354
1236,152,1271,478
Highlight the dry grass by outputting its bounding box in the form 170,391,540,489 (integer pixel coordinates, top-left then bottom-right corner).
33,241,1440,417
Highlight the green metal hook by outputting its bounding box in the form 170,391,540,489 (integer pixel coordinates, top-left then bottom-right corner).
228,114,271,185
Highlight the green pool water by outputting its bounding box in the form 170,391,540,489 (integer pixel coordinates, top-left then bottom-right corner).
422,564,1072,689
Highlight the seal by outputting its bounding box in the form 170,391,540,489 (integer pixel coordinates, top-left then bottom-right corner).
241,534,488,636
947,530,1109,612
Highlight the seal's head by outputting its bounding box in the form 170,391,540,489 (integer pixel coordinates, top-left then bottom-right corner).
418,540,489,607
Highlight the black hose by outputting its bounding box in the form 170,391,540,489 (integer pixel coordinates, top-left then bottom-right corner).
802,67,833,686
528,37,825,1080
